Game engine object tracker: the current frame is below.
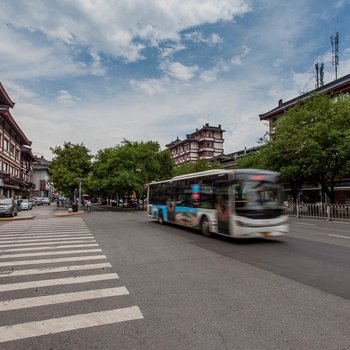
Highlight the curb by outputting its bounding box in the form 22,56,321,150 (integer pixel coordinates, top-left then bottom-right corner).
0,215,35,222
54,211,85,217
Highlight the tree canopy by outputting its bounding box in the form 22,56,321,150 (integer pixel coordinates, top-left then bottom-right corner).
236,93,350,203
50,142,92,198
173,159,221,176
87,140,174,200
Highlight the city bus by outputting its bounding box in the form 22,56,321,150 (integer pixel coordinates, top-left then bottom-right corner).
147,169,288,238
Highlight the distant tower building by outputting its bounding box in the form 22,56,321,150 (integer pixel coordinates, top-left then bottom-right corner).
32,156,54,198
166,124,225,165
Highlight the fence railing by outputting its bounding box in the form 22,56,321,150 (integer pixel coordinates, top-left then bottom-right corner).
285,203,350,221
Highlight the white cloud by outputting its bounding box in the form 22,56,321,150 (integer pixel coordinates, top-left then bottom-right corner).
231,45,250,66
160,43,186,58
200,68,220,82
129,78,169,96
0,0,250,63
161,61,199,81
56,90,81,104
0,25,99,80
184,31,223,45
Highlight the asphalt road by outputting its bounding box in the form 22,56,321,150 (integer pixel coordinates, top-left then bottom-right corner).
83,210,350,350
0,207,349,349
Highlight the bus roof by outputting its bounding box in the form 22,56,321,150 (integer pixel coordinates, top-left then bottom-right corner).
148,168,280,186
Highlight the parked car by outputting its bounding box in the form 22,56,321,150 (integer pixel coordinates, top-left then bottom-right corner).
20,198,33,210
41,197,51,205
31,197,42,206
0,198,19,217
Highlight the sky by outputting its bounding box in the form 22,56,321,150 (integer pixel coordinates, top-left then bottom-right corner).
1,0,350,160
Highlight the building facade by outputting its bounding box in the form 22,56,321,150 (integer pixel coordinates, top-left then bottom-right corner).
166,124,225,165
259,73,350,134
259,73,350,204
32,156,54,198
0,82,36,198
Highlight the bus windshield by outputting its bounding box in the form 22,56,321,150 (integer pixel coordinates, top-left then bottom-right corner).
233,179,283,219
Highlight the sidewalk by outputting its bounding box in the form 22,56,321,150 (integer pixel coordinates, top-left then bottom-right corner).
0,204,86,222
53,206,85,217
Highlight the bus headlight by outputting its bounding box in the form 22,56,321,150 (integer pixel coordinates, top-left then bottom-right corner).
235,220,248,227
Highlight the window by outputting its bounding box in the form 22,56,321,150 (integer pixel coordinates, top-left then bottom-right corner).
3,163,8,173
15,148,20,159
4,139,9,152
10,143,15,155
15,168,19,177
9,166,13,174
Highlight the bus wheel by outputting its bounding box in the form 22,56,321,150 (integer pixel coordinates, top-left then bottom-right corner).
200,216,211,237
158,210,164,225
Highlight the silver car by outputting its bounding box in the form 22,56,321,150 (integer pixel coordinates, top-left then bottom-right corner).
20,198,33,210
0,198,19,217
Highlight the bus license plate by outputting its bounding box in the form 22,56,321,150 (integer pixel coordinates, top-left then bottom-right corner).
261,232,270,237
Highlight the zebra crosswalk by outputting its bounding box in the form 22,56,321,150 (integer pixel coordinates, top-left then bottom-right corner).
0,217,143,345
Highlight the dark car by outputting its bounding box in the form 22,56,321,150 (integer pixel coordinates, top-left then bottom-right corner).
0,198,19,217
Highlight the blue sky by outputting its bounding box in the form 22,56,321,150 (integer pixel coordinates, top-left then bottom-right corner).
1,0,349,159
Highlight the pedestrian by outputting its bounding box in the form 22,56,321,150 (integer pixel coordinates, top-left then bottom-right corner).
85,199,92,212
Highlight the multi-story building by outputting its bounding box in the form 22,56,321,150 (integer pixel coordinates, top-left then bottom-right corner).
259,72,350,134
259,72,350,204
32,156,54,198
166,124,225,165
0,82,36,198
218,145,265,168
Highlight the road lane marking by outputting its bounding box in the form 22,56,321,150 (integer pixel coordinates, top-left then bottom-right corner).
0,306,144,343
0,249,102,259
0,263,112,277
0,229,91,234
0,232,92,238
328,234,350,239
0,240,97,248
0,286,129,311
293,222,316,226
0,273,119,292
0,228,90,232
0,236,93,243
0,243,99,252
0,255,107,267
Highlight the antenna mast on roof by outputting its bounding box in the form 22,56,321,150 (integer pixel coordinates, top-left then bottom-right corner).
315,62,325,88
330,31,339,80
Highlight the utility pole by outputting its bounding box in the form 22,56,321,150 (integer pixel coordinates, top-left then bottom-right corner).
78,178,83,208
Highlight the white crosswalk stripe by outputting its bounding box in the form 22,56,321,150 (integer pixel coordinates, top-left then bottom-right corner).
0,243,99,252
0,306,144,343
0,217,144,343
0,248,102,259
0,262,112,277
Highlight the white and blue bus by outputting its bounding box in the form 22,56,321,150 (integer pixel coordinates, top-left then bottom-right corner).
147,169,288,238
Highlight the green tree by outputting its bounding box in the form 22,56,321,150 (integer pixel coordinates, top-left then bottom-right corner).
88,140,174,201
265,94,350,203
173,159,220,176
50,142,92,198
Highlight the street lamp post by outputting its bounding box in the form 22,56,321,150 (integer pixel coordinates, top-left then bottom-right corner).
79,179,82,207
77,178,83,208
